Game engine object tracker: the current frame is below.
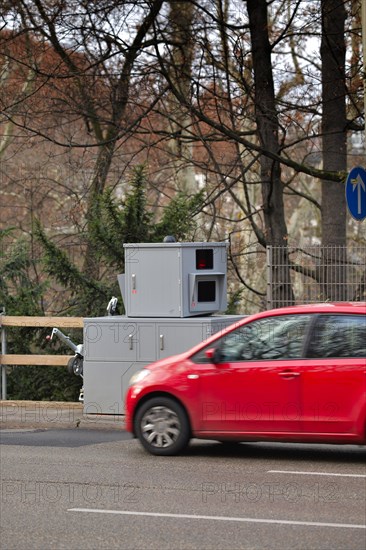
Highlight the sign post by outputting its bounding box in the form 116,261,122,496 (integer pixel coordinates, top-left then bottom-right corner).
345,166,366,221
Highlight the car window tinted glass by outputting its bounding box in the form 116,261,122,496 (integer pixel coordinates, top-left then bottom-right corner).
191,314,311,363
306,314,366,358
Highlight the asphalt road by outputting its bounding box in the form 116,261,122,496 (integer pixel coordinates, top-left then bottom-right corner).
1,428,365,550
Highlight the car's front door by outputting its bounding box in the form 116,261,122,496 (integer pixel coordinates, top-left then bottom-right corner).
196,314,312,436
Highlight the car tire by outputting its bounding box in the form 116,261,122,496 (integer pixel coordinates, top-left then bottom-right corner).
134,397,190,456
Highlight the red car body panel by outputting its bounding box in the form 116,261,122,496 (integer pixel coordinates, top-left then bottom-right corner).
125,303,366,445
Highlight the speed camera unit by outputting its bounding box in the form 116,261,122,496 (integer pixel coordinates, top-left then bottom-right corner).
118,242,228,317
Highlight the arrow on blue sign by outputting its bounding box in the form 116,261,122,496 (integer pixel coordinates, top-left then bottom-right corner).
345,166,366,221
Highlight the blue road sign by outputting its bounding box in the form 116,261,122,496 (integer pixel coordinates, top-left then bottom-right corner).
345,166,366,221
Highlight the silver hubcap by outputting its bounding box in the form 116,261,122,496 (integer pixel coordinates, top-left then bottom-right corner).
140,406,181,448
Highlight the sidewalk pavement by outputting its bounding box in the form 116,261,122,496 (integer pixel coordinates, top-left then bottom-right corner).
0,401,125,431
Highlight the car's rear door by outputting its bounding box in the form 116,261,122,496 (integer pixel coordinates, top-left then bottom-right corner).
301,314,366,436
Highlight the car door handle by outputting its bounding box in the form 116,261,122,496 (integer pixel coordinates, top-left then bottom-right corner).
278,371,300,378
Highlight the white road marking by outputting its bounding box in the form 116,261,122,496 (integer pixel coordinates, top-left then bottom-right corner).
0,429,43,433
268,470,366,478
68,509,366,529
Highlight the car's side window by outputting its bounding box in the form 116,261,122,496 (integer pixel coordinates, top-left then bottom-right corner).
191,314,311,363
306,314,366,359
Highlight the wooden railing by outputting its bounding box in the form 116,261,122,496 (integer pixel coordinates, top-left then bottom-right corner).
0,316,84,399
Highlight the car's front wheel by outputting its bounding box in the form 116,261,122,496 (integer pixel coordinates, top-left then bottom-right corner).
134,397,190,456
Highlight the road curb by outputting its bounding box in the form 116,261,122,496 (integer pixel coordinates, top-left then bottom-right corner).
0,400,125,431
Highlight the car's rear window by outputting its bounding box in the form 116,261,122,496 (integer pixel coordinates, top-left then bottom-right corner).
306,314,366,358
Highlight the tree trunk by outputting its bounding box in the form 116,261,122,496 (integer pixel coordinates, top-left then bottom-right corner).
166,0,196,195
247,0,294,307
320,0,348,300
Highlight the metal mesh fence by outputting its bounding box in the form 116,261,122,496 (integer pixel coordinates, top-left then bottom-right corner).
267,245,366,309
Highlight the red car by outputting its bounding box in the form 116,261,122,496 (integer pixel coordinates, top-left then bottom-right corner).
125,303,366,455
